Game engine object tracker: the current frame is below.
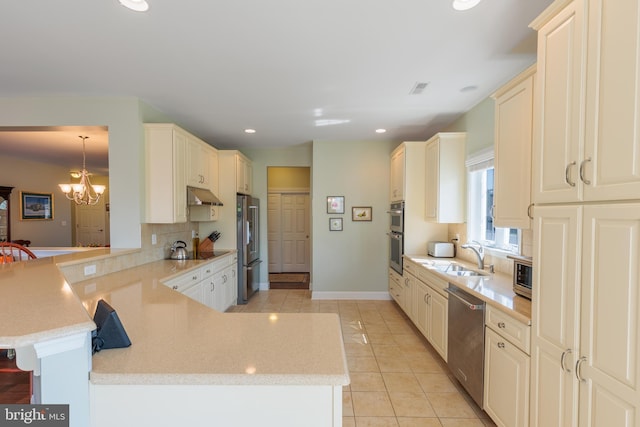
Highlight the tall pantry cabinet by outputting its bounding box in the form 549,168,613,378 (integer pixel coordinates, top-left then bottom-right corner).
530,1,640,426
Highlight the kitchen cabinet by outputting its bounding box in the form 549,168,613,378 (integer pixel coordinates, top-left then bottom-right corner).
531,203,640,427
389,142,448,255
187,136,219,195
236,153,253,195
144,123,188,223
388,269,403,307
403,259,448,361
401,261,416,318
532,0,640,205
492,65,535,229
390,145,405,202
530,1,640,425
424,132,466,224
484,305,531,427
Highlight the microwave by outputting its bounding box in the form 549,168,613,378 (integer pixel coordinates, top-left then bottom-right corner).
508,255,532,299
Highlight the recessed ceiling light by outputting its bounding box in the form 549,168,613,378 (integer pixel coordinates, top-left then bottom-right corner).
376,129,387,134
460,85,478,93
244,129,256,134
119,0,149,12
452,0,481,11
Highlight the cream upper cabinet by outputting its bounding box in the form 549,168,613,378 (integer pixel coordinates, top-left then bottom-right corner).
144,123,188,223
236,153,253,195
390,145,405,202
187,137,219,194
424,132,466,223
532,0,640,204
493,65,535,229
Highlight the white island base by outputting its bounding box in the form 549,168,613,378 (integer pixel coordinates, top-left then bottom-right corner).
91,383,342,426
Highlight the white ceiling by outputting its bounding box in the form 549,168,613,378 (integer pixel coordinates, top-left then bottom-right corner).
0,0,553,170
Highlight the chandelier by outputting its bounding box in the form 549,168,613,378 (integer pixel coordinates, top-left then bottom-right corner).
58,136,106,206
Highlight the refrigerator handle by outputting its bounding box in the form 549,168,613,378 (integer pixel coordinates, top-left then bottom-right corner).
245,220,250,246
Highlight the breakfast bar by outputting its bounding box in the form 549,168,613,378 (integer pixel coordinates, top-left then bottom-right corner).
0,250,349,427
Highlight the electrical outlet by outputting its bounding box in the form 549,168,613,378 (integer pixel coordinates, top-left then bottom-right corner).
454,233,460,242
191,230,197,238
151,234,157,245
84,265,97,276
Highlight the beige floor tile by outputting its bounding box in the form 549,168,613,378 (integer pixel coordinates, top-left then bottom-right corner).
367,333,397,345
344,342,375,357
351,392,396,417
372,344,404,359
343,391,354,417
355,416,400,427
438,419,485,427
397,418,443,427
364,323,392,334
425,392,478,418
350,373,387,391
343,417,356,427
345,333,369,345
415,373,458,393
376,357,413,373
406,355,446,374
393,333,427,347
388,392,436,417
382,372,424,393
348,356,380,373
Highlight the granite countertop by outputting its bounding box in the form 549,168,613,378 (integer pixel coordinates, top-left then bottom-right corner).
72,256,349,387
405,255,531,324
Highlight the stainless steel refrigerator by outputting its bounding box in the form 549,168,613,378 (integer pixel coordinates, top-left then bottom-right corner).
237,194,261,304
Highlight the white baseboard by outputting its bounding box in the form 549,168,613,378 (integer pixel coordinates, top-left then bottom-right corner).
311,291,392,301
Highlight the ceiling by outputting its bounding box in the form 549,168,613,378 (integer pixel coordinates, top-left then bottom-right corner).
0,0,553,171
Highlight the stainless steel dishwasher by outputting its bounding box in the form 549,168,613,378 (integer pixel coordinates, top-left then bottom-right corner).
446,284,485,408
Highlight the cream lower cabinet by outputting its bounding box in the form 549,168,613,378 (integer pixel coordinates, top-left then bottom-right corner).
484,306,531,427
389,269,403,307
531,203,640,427
412,265,448,361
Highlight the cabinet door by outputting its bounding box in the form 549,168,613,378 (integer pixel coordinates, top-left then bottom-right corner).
412,281,429,336
236,155,252,194
390,146,405,202
182,282,204,305
532,0,585,204
389,270,403,306
428,289,447,361
579,203,640,427
531,205,581,427
172,130,188,223
494,69,534,229
401,274,414,318
582,0,640,202
484,327,530,427
424,140,439,221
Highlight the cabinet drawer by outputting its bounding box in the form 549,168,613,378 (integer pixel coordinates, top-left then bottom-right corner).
389,271,403,303
403,258,418,276
164,269,202,292
485,305,531,355
417,268,448,295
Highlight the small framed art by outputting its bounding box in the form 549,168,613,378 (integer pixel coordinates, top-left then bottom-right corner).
329,217,343,231
326,196,345,214
352,206,372,221
20,191,53,220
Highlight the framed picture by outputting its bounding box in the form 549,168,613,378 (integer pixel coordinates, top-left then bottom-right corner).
326,196,345,214
329,217,343,231
20,191,53,220
352,206,372,221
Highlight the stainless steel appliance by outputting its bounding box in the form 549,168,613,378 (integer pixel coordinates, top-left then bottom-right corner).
387,201,404,274
446,284,485,408
237,194,261,304
507,254,532,299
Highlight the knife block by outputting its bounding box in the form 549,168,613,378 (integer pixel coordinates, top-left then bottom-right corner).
199,238,214,254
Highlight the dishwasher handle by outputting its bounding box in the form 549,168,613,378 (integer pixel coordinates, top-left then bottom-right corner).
445,287,485,310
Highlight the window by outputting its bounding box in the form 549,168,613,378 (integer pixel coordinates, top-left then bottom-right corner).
466,150,519,253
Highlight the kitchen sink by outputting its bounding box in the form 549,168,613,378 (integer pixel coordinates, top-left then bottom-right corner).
418,260,487,277
446,270,487,277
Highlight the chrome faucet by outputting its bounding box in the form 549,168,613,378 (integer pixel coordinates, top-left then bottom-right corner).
461,240,484,270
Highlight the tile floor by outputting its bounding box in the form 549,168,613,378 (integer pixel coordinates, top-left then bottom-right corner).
229,289,497,427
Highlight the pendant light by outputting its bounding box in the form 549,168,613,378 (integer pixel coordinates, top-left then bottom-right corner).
58,136,106,206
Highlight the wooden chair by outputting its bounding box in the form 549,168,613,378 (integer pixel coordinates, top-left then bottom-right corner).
0,242,37,263
11,240,31,247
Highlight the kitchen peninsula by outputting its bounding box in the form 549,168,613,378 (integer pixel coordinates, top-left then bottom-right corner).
0,250,349,427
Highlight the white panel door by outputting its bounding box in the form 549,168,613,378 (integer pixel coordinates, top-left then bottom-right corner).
267,194,282,273
531,205,581,427
582,0,640,202
75,200,106,246
579,203,640,427
281,194,310,272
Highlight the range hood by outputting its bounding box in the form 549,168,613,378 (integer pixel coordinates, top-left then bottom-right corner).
187,186,223,206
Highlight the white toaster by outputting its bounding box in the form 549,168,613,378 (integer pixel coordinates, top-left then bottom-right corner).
427,241,454,258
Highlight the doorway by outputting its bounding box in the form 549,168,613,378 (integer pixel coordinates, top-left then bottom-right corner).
267,167,310,289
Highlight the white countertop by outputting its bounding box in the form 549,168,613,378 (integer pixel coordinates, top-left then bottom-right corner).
405,255,531,324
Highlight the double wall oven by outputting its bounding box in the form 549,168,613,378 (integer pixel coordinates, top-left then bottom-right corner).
388,201,404,274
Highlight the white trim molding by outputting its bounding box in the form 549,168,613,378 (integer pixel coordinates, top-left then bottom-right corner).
311,291,392,301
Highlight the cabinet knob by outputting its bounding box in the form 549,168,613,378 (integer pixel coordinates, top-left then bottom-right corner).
579,157,592,185
498,322,506,328
192,275,198,280
497,342,505,349
575,356,587,382
172,285,178,290
565,161,577,187
560,348,572,373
